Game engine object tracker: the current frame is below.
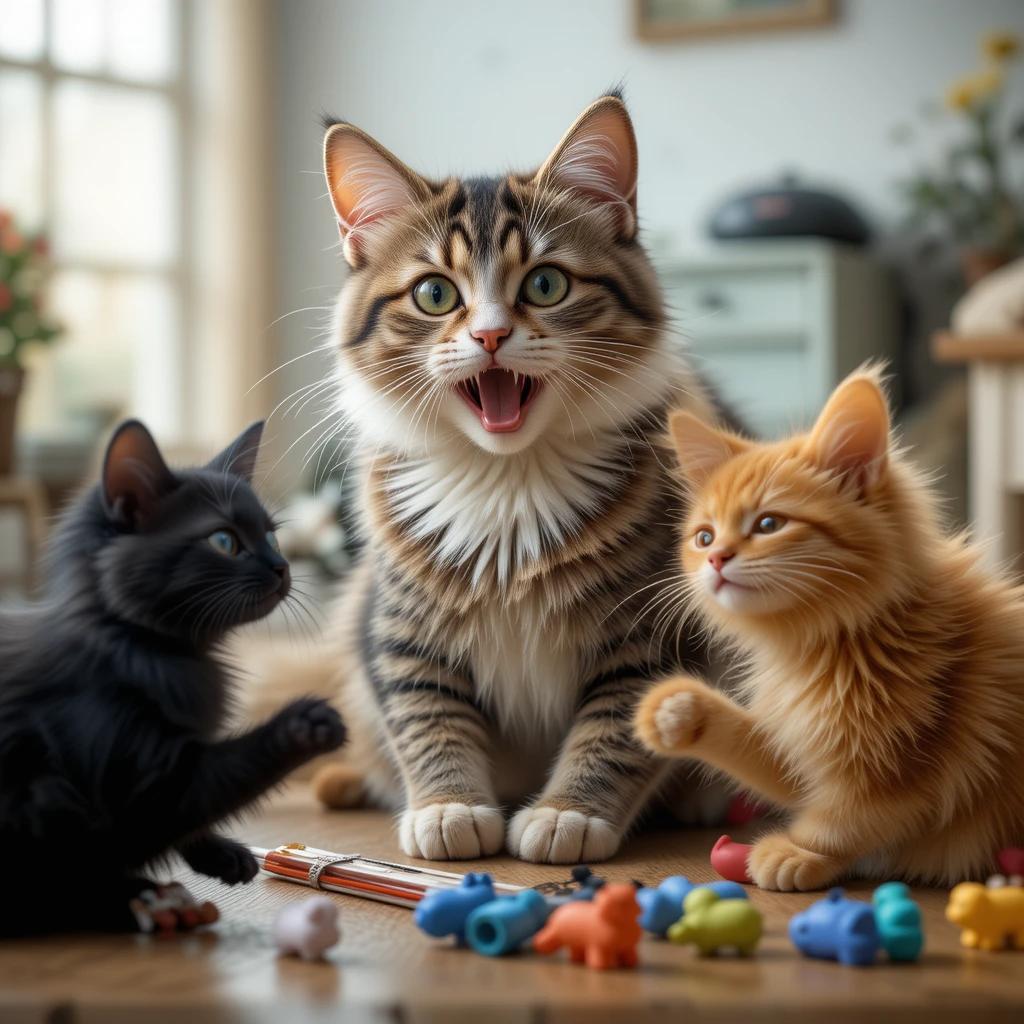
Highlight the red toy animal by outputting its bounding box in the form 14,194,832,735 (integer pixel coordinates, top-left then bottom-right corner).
711,835,754,884
533,883,642,969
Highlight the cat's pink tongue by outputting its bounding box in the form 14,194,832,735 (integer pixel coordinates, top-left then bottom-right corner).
478,368,522,432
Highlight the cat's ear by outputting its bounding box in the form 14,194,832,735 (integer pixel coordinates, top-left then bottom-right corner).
323,121,431,266
668,411,748,486
809,372,890,490
534,94,638,239
207,421,264,483
102,420,178,528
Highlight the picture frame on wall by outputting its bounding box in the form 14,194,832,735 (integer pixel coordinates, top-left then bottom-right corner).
635,0,836,42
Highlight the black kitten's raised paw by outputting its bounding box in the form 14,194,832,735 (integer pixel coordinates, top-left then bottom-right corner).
274,697,347,761
179,835,258,885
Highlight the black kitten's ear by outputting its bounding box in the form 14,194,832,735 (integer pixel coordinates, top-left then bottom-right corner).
102,420,178,528
206,421,264,483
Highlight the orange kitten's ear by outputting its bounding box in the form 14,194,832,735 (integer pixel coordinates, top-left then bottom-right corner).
323,122,431,266
534,95,638,239
809,372,890,490
668,411,748,486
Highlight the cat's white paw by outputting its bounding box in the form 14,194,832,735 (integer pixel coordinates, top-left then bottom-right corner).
398,802,504,860
507,806,621,864
655,691,702,749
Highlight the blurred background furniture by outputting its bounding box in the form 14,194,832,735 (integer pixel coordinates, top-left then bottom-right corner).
0,475,47,592
656,240,899,438
933,331,1024,572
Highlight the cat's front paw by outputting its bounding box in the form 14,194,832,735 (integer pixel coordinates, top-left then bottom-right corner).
507,806,621,864
273,698,347,762
180,835,258,886
748,833,842,892
634,676,712,755
398,802,504,860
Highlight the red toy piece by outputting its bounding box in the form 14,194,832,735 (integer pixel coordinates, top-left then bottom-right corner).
711,835,753,884
725,794,769,826
997,848,1024,877
533,883,642,969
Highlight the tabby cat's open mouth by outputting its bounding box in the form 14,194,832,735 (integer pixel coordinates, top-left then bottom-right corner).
455,368,542,433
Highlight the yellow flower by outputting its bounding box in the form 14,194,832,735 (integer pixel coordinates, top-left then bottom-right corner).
982,31,1019,63
945,68,1004,112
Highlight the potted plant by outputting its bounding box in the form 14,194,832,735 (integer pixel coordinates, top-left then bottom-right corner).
893,31,1023,286
0,210,62,476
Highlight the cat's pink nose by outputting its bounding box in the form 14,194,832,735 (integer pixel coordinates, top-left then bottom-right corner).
471,326,511,353
708,550,734,572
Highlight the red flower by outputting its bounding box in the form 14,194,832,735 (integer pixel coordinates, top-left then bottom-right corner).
1,230,23,254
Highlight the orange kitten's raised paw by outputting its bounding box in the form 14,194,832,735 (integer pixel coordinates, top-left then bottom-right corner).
748,833,844,892
634,676,711,754
313,763,366,809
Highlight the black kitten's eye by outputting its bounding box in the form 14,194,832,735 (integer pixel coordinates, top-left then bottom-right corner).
695,528,715,548
521,265,569,307
413,275,459,315
753,514,786,535
208,529,240,557
266,531,280,553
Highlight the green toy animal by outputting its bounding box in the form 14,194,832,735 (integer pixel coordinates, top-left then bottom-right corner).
667,887,762,955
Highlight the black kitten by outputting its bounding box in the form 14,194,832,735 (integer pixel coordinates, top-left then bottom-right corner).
0,420,346,935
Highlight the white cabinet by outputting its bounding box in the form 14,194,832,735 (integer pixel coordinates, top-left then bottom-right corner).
655,241,899,438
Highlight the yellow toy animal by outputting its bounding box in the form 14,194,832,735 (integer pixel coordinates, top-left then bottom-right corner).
945,882,1024,951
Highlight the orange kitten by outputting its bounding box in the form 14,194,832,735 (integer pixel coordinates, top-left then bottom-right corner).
635,369,1024,890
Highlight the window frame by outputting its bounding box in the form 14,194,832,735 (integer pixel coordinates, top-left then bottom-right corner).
0,0,194,439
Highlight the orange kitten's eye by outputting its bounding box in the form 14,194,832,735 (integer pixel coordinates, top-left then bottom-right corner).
753,514,786,535
695,528,715,548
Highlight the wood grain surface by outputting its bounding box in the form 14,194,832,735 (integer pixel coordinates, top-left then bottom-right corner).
0,787,1021,1023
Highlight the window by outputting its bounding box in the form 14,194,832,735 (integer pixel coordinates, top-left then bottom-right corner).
0,0,187,438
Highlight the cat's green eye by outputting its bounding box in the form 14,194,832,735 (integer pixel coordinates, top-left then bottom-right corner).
753,514,786,535
695,528,715,548
521,265,569,307
266,531,280,553
413,275,460,315
208,529,240,557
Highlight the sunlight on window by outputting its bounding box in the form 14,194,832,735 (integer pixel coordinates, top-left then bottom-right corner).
51,0,175,83
0,71,43,226
0,0,44,62
22,271,180,437
53,81,178,265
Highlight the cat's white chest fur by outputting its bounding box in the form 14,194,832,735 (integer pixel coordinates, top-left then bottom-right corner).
468,603,580,740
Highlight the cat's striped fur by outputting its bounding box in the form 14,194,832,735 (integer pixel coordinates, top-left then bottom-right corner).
308,95,722,862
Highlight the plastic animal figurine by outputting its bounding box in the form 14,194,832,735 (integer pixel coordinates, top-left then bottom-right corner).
637,876,747,937
710,835,753,884
789,889,880,966
465,890,551,956
946,881,1024,951
872,882,924,962
274,896,341,961
533,883,642,970
414,873,496,945
666,888,762,955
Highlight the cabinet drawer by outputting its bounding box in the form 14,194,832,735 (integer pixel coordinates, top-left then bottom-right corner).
663,267,808,337
689,342,817,439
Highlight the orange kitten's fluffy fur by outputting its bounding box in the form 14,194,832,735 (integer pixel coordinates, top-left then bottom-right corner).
635,369,1024,890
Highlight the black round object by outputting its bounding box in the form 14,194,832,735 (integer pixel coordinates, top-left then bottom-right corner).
709,177,871,246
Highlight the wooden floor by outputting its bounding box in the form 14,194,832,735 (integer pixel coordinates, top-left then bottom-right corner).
1,788,1022,1023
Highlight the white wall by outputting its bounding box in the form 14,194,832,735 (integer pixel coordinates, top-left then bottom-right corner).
271,0,1024,479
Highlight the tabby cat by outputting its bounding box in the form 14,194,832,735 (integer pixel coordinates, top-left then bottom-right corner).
307,93,723,863
635,369,1024,889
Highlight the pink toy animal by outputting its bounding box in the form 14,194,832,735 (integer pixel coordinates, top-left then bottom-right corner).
533,884,642,970
711,835,753,884
274,896,341,961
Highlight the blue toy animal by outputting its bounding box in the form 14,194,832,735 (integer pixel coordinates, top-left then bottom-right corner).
872,882,924,962
789,888,881,966
637,876,748,937
465,890,551,956
414,873,496,945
